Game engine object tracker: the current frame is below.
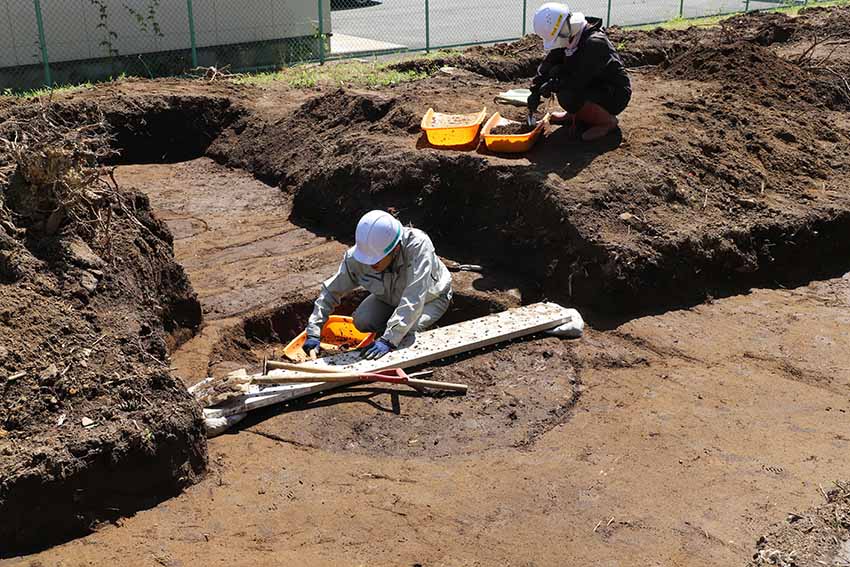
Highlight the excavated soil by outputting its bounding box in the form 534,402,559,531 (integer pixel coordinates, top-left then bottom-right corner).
750,482,850,567
0,86,248,553
0,103,213,552
2,5,850,564
490,122,537,136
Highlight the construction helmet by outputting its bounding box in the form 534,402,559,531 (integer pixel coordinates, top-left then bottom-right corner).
533,2,572,51
352,210,403,265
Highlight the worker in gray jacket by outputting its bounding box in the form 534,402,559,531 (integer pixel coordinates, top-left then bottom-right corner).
303,210,453,360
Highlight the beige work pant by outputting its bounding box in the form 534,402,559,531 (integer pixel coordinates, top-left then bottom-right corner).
353,289,452,337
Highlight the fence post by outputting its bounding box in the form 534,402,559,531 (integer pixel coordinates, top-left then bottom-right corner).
425,0,430,53
33,0,52,87
522,0,527,36
318,0,325,63
679,0,684,18
744,0,750,11
606,0,612,27
186,0,198,67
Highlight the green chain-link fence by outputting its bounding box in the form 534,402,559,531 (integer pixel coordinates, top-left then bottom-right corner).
0,0,815,92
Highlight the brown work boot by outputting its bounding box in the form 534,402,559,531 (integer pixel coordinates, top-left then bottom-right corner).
576,102,619,141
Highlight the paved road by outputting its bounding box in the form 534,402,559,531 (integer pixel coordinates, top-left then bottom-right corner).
330,0,780,52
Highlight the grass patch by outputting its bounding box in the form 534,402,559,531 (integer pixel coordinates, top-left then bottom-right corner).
3,81,95,99
628,0,850,30
236,59,431,89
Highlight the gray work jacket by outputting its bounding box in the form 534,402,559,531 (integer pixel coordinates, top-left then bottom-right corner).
306,227,452,346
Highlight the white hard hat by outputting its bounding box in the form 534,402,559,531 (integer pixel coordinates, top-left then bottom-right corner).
533,2,571,51
352,210,403,265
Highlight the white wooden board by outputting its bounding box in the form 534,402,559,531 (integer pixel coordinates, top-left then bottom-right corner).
197,302,574,426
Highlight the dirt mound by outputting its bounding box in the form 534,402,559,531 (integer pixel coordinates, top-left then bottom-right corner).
665,41,849,110
718,11,799,45
750,482,850,567
608,26,706,67
666,42,799,84
0,103,206,553
796,4,850,38
608,13,799,68
210,88,420,191
389,35,543,81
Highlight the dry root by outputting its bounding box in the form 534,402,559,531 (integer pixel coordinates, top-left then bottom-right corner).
190,65,243,82
0,102,123,250
189,369,253,408
793,34,850,103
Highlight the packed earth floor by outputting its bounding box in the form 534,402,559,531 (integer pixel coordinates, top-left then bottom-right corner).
1,6,850,566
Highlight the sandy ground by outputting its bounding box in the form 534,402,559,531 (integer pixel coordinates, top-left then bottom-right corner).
4,158,847,566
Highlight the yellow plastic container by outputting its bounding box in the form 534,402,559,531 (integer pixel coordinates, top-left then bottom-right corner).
283,315,375,361
420,107,487,147
481,112,549,154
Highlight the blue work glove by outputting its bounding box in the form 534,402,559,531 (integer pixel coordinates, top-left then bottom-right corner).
362,338,394,360
302,336,321,355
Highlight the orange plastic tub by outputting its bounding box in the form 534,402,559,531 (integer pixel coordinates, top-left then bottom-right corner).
283,316,375,361
481,112,549,154
420,107,487,147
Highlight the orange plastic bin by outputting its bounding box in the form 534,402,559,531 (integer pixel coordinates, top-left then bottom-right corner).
283,316,375,361
481,112,549,154
420,107,487,148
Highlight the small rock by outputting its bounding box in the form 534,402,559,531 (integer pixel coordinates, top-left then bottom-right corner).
41,364,59,381
57,413,67,426
67,239,105,269
80,270,99,293
81,417,95,428
619,212,635,222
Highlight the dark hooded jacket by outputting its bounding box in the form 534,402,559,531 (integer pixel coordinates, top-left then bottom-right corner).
530,17,630,113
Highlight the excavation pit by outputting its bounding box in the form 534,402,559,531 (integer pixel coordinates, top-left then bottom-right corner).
208,293,580,458
3,6,850,561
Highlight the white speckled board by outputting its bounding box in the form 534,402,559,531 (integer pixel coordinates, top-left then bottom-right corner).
197,302,575,429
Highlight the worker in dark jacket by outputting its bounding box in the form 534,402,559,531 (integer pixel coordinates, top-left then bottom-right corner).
528,3,631,141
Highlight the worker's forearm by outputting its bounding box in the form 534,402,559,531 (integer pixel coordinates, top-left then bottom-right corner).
306,289,334,338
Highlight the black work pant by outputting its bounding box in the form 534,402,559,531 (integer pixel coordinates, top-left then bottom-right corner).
557,81,631,116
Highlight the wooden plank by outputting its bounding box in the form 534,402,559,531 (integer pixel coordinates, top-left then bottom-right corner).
200,302,574,421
